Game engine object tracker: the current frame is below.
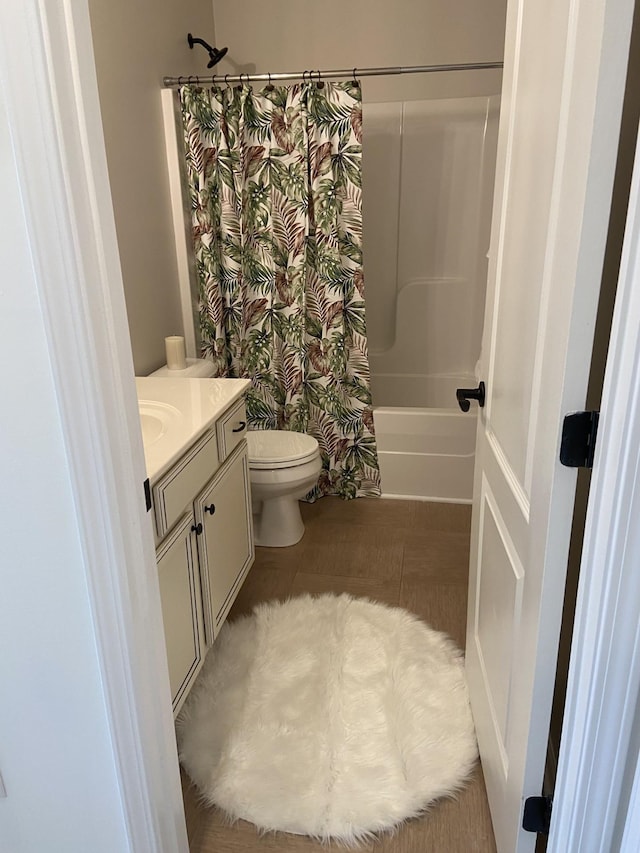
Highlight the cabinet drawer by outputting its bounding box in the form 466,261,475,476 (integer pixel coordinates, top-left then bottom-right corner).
216,398,248,461
153,429,219,538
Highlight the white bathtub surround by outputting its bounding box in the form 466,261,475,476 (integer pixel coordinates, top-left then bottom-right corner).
363,96,500,388
363,96,499,501
373,375,477,502
177,593,477,843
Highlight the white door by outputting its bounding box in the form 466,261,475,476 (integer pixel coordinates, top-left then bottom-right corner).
465,0,635,850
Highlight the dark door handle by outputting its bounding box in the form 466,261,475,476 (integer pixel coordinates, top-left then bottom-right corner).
232,421,246,433
456,381,485,412
191,522,203,535
204,503,216,515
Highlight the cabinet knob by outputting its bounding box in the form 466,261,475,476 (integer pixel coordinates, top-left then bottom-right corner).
232,421,247,433
191,522,203,535
204,503,216,515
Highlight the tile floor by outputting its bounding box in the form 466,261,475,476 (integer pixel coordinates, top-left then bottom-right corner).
181,497,496,853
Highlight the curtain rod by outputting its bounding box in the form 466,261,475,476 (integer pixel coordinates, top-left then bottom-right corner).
162,61,503,88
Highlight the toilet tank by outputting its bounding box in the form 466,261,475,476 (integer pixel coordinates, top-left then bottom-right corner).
150,358,216,379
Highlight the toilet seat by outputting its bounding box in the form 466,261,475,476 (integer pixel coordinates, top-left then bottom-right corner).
247,430,320,469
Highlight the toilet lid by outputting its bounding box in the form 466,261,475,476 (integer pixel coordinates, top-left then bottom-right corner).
246,430,320,468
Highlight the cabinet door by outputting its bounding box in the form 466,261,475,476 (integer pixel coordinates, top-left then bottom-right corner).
195,441,254,643
156,512,205,714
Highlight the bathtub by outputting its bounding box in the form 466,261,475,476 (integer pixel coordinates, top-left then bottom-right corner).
362,94,498,503
372,375,477,503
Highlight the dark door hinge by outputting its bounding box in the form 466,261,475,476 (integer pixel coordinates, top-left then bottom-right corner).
560,410,599,468
143,478,152,512
523,795,553,835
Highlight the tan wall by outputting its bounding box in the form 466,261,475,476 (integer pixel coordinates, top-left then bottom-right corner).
212,0,506,102
89,0,215,375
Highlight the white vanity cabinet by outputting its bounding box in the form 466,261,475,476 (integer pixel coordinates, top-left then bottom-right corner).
141,383,254,716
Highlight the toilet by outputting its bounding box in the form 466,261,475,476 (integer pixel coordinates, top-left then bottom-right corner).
246,429,321,548
151,358,321,547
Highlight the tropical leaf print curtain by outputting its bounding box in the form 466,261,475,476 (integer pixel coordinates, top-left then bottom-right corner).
180,81,380,499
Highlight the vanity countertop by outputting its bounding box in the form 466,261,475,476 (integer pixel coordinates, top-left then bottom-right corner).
136,376,251,482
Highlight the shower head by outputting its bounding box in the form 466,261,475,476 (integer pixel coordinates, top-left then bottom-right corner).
187,33,228,69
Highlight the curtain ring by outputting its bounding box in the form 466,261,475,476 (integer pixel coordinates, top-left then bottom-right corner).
352,67,360,88
316,70,324,89
265,71,274,92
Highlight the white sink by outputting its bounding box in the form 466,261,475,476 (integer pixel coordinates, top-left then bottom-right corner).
138,400,181,446
140,412,164,445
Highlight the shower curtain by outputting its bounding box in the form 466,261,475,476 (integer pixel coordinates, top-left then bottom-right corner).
180,81,380,499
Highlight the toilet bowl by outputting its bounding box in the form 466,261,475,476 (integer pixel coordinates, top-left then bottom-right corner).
247,430,322,548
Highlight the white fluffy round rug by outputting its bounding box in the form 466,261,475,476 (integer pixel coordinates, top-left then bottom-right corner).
177,594,477,843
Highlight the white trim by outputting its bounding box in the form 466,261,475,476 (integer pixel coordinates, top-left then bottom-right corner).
380,493,473,504
549,129,640,851
161,88,199,358
1,2,188,850
485,429,530,520
620,750,640,853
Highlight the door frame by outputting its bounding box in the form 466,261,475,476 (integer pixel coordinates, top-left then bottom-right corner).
549,126,640,851
0,1,188,849
8,0,640,849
